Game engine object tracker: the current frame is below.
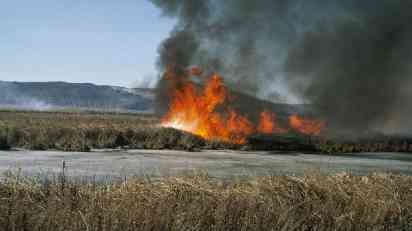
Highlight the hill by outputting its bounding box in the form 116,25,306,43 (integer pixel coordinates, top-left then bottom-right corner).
0,81,154,112
0,80,306,121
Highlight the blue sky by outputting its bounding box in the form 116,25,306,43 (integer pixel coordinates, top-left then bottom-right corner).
0,0,176,87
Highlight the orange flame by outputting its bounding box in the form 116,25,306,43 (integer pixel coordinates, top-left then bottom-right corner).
161,72,254,144
162,68,326,144
257,111,288,134
227,110,255,144
288,114,325,136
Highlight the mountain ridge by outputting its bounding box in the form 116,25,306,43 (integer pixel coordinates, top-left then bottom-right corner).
0,80,154,112
0,80,307,120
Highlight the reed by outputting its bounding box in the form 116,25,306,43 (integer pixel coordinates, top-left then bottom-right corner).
0,172,411,230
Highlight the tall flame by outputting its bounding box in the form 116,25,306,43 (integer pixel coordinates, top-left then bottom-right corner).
162,68,326,144
161,72,254,144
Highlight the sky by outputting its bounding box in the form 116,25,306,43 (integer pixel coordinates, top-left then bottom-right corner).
0,0,176,88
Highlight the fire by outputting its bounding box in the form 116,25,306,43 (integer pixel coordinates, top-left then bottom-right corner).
288,114,325,136
226,110,255,144
257,111,288,134
161,68,326,144
161,72,254,144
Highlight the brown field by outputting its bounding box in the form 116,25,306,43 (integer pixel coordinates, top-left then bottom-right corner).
0,110,213,151
0,172,411,230
1,110,412,230
1,109,412,153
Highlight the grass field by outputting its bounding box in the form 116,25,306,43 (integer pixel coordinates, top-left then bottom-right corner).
0,110,214,152
0,171,411,230
1,110,412,230
1,109,412,153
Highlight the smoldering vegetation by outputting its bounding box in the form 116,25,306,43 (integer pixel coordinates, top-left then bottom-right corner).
151,0,412,136
0,172,412,230
249,134,412,154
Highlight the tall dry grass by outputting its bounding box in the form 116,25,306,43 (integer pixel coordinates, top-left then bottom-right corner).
0,172,411,230
0,110,209,151
1,110,412,153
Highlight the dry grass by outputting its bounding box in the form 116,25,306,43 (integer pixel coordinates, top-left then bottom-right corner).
0,110,209,151
0,109,157,132
0,172,411,230
1,110,412,153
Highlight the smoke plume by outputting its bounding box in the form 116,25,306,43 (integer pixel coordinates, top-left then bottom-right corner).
151,0,412,134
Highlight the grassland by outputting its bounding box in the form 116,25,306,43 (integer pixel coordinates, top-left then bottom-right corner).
0,110,212,152
1,109,412,153
1,110,412,230
0,171,411,230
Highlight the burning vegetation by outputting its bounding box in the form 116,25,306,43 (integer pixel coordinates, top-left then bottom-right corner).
257,111,288,135
161,70,254,144
288,114,325,136
161,67,326,144
151,0,412,136
1,110,412,153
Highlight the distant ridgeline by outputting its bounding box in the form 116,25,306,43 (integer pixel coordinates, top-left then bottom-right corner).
0,81,154,112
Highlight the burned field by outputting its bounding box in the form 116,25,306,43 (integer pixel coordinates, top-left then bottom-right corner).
0,110,411,154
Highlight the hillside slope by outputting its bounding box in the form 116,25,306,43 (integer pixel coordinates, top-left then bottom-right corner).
0,81,154,112
0,80,305,120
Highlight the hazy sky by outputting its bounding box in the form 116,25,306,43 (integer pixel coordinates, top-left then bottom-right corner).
0,0,175,87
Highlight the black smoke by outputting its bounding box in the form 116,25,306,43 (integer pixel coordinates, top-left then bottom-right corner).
151,0,412,134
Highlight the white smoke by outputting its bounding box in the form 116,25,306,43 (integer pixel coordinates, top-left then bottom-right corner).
0,98,53,111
